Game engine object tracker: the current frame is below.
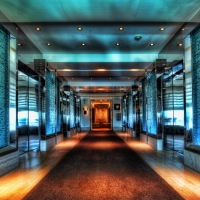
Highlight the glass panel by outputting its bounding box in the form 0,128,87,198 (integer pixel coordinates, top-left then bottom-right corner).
0,26,10,150
128,90,133,129
163,63,184,152
18,71,29,154
70,91,75,129
147,69,157,135
29,74,39,151
141,79,146,132
45,68,55,136
186,24,200,150
185,35,193,147
10,35,17,149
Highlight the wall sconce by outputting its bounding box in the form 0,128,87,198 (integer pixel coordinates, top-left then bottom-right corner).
83,107,88,115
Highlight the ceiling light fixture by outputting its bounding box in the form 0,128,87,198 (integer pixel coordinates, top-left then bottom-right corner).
119,27,124,31
35,27,41,31
159,27,165,31
46,43,51,46
116,43,120,46
18,43,23,46
15,27,19,31
109,78,111,79
134,36,142,41
177,43,183,47
81,43,86,46
77,27,82,31
150,43,154,46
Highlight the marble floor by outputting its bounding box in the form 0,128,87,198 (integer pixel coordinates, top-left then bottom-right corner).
0,131,200,200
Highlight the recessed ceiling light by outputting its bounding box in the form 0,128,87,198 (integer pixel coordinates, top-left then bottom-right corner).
150,43,154,46
81,43,86,46
35,27,41,31
119,27,124,31
177,43,183,47
116,43,120,46
109,78,111,79
15,27,19,31
134,36,142,41
46,43,51,46
159,27,165,31
182,28,186,31
91,78,93,80
77,27,82,31
18,43,23,46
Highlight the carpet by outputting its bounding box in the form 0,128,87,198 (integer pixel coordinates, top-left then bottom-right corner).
24,131,183,200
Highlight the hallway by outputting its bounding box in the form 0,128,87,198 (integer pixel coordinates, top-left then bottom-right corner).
0,131,200,199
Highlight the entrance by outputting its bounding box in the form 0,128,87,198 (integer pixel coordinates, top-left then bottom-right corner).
91,99,112,130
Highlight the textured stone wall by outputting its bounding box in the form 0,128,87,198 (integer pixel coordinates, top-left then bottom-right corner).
70,91,75,128
56,79,60,132
142,78,146,132
191,24,200,145
0,25,10,148
128,90,133,129
147,69,157,135
45,68,55,135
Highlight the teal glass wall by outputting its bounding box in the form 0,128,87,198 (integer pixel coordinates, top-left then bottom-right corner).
147,69,157,135
191,24,200,146
45,68,56,135
122,97,127,127
70,91,75,128
128,91,133,129
185,35,193,148
18,62,40,154
0,25,10,149
10,34,17,148
56,79,61,132
163,62,184,152
142,78,146,132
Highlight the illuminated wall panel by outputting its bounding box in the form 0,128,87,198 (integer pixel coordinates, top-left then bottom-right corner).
0,25,10,148
147,69,157,135
56,79,60,132
191,24,200,146
142,78,146,132
128,90,133,129
45,69,55,135
70,91,75,128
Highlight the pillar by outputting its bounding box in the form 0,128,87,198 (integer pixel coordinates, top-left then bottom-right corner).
0,25,19,176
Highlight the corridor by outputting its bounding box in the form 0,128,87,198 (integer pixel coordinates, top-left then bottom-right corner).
0,131,200,199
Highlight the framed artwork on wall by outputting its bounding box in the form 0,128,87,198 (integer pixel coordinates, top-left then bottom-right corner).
114,104,120,110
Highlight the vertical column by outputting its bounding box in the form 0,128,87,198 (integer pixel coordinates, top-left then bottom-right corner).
191,24,200,146
69,91,75,129
0,25,10,148
128,90,133,129
45,68,56,136
56,78,61,133
147,69,157,135
141,78,146,132
0,25,19,177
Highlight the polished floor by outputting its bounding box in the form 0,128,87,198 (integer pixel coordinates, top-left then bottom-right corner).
0,131,200,200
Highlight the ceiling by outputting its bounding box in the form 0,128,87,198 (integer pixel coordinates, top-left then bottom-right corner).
0,0,199,94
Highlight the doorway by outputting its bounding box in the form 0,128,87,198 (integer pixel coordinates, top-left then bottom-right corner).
91,99,112,130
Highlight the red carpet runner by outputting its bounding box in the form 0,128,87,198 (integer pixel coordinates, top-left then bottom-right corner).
24,131,183,200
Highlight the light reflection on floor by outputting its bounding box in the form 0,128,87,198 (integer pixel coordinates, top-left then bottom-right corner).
116,132,200,200
0,131,200,200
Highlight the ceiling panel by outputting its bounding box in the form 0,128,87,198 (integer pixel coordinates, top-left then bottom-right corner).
0,0,199,94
